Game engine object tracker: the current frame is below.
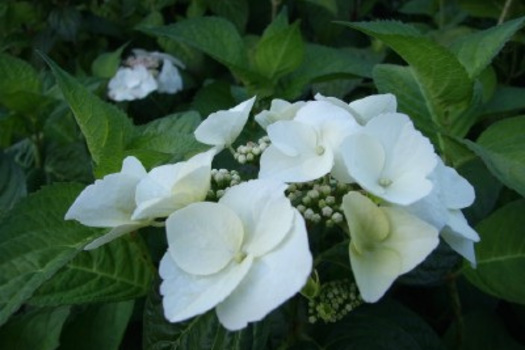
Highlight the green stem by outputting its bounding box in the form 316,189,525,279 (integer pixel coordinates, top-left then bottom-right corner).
498,0,513,25
447,275,464,350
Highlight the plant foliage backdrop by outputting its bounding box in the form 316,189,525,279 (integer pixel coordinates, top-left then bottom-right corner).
1,0,525,349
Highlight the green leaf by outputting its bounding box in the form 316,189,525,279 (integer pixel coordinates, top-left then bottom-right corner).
0,306,71,350
282,44,376,99
30,235,153,305
58,301,134,350
465,116,525,197
458,157,502,224
43,55,134,177
127,111,206,168
207,0,248,33
91,43,128,79
0,53,41,96
444,310,524,350
0,151,26,214
0,183,102,326
464,200,525,304
449,16,525,79
322,299,446,349
481,86,525,117
192,80,236,117
340,20,473,136
143,280,270,350
254,21,304,80
373,64,435,141
142,17,247,70
45,142,93,183
398,241,460,286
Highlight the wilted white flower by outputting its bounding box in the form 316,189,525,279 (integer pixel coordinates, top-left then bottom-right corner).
342,191,439,302
159,179,312,330
65,156,150,249
194,97,256,150
108,66,158,101
341,113,437,205
108,49,185,101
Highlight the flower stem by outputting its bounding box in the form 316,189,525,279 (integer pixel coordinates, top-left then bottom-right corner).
498,0,513,25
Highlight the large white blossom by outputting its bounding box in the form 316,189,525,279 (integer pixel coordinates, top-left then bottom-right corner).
341,113,437,205
342,191,439,303
259,100,360,182
132,149,216,221
108,49,185,101
404,158,479,264
159,179,312,330
65,156,150,250
194,97,256,150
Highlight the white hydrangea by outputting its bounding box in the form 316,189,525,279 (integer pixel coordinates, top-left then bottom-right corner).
159,179,313,330
259,100,360,182
341,113,438,205
108,49,185,101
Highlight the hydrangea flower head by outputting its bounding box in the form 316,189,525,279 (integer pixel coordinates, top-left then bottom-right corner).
108,49,185,101
159,179,313,330
341,113,437,205
259,100,360,182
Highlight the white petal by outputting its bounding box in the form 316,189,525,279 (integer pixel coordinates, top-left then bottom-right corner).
166,202,244,276
343,192,439,302
348,93,397,124
349,243,402,303
108,66,157,101
381,206,439,275
219,180,293,257
194,97,256,147
259,144,333,182
441,210,479,265
370,114,436,182
254,99,305,130
382,171,433,205
159,252,253,323
342,191,390,250
433,160,475,209
266,120,317,157
133,150,213,220
341,133,386,195
65,157,146,227
83,224,143,250
216,212,312,330
313,94,355,115
156,59,183,93
404,191,449,230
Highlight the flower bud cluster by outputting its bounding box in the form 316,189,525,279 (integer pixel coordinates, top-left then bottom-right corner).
287,178,352,227
206,168,242,200
233,136,270,164
308,279,362,324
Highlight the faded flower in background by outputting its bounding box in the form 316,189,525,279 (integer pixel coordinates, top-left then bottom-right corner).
108,49,185,101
